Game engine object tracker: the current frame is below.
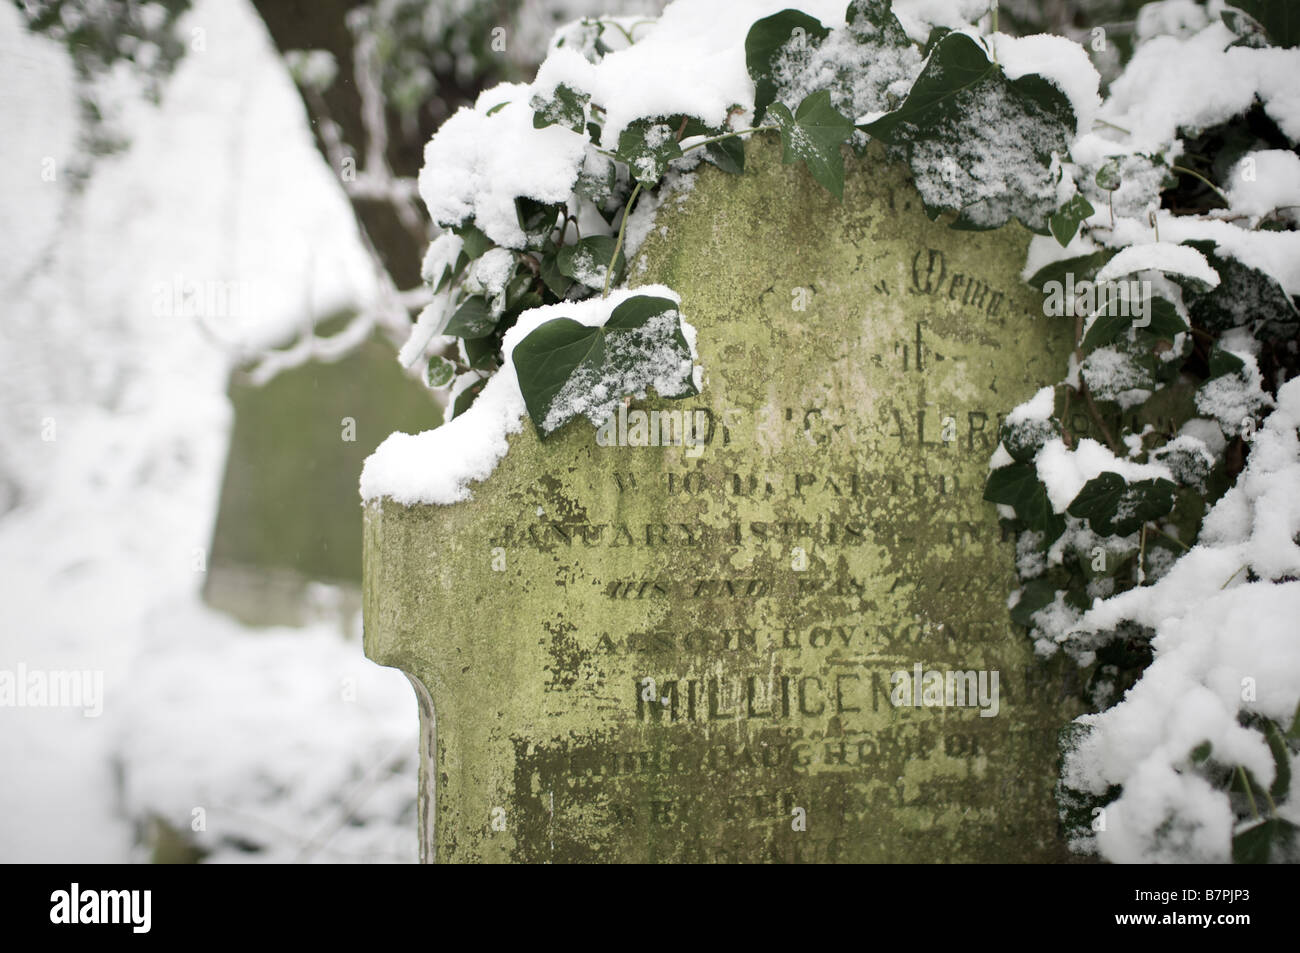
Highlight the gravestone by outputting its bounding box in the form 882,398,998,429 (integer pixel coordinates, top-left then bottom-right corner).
363,136,1082,862
206,322,440,628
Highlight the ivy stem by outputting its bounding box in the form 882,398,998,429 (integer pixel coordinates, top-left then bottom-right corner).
1171,164,1230,206
1081,379,1120,454
603,180,642,298
1144,523,1189,551
1093,118,1132,135
1220,564,1249,589
680,127,765,153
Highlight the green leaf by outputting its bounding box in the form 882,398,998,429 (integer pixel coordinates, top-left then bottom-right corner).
511,294,696,437
1233,817,1299,864
683,117,745,175
845,0,910,46
463,336,498,371
616,117,683,186
442,296,497,339
744,9,830,124
538,245,573,299
1229,1,1300,48
1029,249,1117,293
1067,473,1176,537
767,90,855,200
425,355,456,389
1263,718,1291,801
1208,346,1247,379
984,464,1066,542
556,235,624,290
1095,158,1122,192
514,198,562,249
1049,193,1095,246
1081,295,1188,352
454,222,494,261
1010,579,1058,627
531,82,589,133
860,32,1074,230
452,377,486,418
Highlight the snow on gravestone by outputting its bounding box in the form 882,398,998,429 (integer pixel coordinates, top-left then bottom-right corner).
362,137,1082,862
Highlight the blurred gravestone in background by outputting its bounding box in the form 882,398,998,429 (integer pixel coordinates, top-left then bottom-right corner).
205,315,441,628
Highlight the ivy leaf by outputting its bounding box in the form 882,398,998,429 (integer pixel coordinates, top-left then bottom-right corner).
767,90,855,200
1229,1,1300,48
512,294,696,437
1067,473,1177,536
538,244,573,299
682,117,745,175
845,0,910,46
1049,193,1095,246
744,9,830,124
442,296,497,339
860,32,1074,231
1095,158,1122,192
1233,817,1300,863
1182,241,1300,343
1081,295,1188,352
425,355,456,389
454,222,494,261
616,118,683,186
463,337,498,371
1029,249,1117,293
1263,718,1292,801
1010,578,1058,627
452,377,486,418
984,464,1066,543
514,198,562,249
1208,346,1247,379
556,236,624,290
531,82,589,133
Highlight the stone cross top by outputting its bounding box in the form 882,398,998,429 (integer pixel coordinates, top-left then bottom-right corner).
363,137,1080,863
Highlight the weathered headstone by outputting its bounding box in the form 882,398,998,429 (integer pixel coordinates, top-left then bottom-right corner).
206,323,440,628
364,137,1082,862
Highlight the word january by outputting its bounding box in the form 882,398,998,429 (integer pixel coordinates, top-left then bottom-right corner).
50,883,151,933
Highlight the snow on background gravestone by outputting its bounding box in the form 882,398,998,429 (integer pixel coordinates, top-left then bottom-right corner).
0,0,412,862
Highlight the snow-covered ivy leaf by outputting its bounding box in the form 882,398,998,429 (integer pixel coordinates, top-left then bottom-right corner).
1233,817,1299,864
1229,1,1299,48
1066,473,1176,536
984,463,1066,542
767,90,855,199
1207,345,1247,379
1049,192,1095,246
425,355,456,389
452,377,486,418
556,235,624,290
512,294,696,437
1001,415,1060,464
531,82,590,133
453,222,494,261
443,296,496,339
1081,295,1187,352
514,198,562,249
860,32,1075,231
1095,157,1122,192
1010,578,1059,627
1182,241,1300,342
744,9,830,124
616,118,683,186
